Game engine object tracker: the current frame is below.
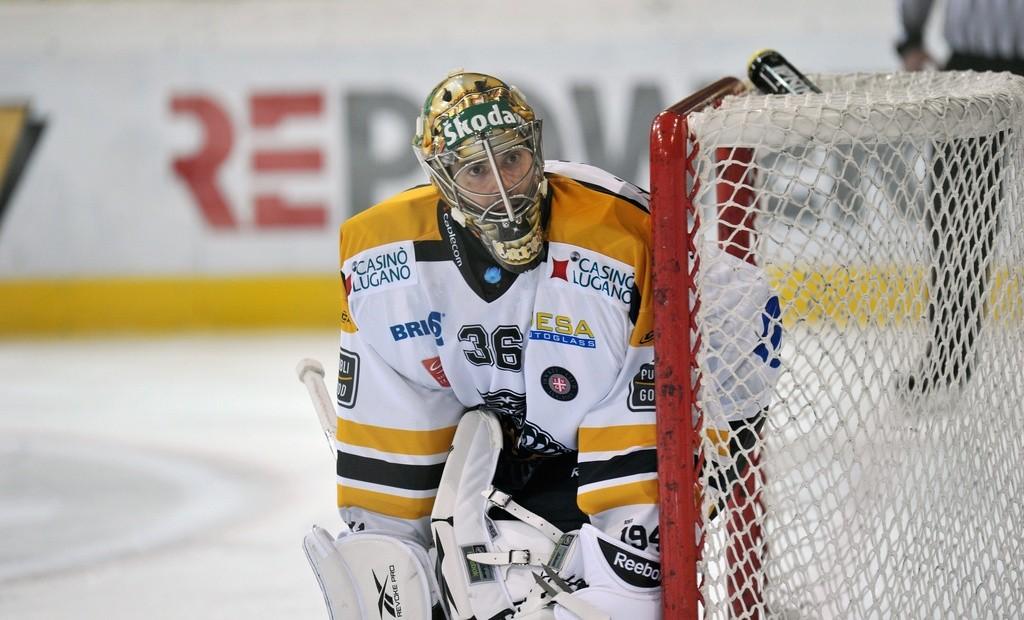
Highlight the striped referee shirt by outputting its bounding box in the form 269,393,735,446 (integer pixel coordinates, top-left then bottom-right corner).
899,0,1024,60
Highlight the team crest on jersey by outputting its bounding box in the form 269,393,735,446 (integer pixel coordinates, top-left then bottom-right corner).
343,241,418,297
479,389,570,456
548,245,635,305
529,311,596,349
541,366,579,402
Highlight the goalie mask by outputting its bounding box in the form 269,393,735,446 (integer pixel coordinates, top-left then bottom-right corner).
414,70,548,273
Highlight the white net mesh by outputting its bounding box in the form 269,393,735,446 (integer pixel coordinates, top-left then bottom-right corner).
686,72,1024,619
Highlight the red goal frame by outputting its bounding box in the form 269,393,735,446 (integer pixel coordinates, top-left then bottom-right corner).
649,77,763,619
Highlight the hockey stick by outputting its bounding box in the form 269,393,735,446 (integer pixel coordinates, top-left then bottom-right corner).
296,358,337,453
748,49,821,95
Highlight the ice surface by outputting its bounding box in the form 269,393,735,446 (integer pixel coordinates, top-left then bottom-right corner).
0,331,341,619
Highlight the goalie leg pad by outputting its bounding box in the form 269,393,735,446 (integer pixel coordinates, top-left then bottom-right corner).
303,525,438,620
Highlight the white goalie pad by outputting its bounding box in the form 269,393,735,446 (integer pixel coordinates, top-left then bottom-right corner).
303,524,440,620
431,409,565,620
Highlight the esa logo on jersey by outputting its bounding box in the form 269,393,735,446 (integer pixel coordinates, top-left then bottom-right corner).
529,312,596,348
549,249,635,305
390,311,444,346
343,241,417,296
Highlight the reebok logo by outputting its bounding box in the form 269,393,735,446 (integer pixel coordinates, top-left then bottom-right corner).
372,565,403,618
597,537,661,589
612,551,660,581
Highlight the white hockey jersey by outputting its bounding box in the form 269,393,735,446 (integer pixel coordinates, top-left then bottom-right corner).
332,161,780,557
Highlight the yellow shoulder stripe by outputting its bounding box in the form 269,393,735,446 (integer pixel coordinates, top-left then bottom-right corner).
546,174,650,267
578,424,657,452
337,418,456,456
340,185,441,261
577,479,659,515
337,484,435,520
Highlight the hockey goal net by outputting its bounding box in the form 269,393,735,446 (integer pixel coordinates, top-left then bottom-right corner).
650,72,1024,619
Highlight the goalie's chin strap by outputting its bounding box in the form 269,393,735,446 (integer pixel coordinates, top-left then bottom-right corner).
465,487,565,567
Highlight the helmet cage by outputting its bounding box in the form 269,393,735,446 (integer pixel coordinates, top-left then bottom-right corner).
418,119,544,226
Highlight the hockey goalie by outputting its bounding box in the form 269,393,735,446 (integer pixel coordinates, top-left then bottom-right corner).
300,70,783,619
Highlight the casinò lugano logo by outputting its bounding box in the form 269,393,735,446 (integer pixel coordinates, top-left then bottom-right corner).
0,103,46,233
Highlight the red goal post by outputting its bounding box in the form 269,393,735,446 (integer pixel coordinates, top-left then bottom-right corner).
650,76,756,619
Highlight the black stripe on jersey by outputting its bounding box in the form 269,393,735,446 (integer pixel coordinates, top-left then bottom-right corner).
337,451,445,492
414,239,449,262
571,178,650,213
577,448,658,487
628,283,641,325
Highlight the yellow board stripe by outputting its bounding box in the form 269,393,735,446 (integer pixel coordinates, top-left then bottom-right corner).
1,265,1020,335
0,275,340,335
338,419,456,456
577,479,659,515
765,265,1023,327
337,484,435,520
578,424,657,452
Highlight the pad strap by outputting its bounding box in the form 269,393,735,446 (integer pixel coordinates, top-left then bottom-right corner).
466,549,546,567
483,487,564,543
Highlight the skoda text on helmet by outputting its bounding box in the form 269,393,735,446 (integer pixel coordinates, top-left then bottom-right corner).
414,70,548,273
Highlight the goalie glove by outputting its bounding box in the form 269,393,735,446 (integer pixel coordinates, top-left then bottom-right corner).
303,523,445,620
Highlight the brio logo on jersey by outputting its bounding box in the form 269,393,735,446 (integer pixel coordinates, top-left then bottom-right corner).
344,243,416,295
550,251,634,305
390,311,444,346
440,101,521,148
529,312,596,349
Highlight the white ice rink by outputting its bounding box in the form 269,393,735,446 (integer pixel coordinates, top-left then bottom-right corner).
0,331,343,619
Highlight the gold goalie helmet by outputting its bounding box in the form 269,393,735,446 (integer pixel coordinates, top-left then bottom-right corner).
414,70,547,272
